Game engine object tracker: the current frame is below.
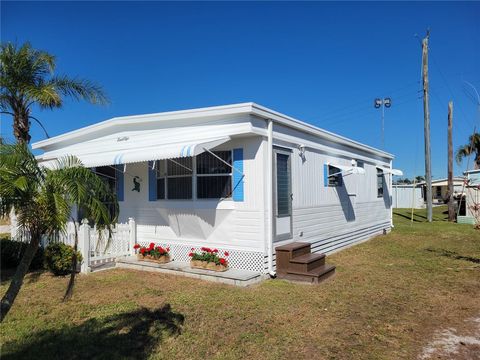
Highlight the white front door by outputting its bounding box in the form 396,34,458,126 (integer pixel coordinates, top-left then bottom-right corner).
273,149,292,242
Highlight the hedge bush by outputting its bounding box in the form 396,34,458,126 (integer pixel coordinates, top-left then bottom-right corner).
0,236,45,270
44,243,83,276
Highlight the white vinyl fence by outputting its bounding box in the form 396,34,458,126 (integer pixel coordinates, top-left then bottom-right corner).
10,216,136,273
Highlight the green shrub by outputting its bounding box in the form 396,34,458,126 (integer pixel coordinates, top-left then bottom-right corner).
0,236,45,270
44,243,83,276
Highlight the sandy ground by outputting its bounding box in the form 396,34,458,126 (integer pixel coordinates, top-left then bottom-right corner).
420,317,480,360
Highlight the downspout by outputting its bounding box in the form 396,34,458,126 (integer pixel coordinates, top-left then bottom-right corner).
266,119,275,277
390,159,394,228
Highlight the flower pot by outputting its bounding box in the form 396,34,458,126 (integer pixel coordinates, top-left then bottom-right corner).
138,254,171,264
137,254,144,260
190,260,228,272
215,264,228,272
190,260,204,269
155,255,171,264
206,262,217,271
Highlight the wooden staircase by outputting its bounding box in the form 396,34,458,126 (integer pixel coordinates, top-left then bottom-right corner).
275,242,335,284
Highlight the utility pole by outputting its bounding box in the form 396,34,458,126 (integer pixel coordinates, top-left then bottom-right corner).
447,101,455,221
422,30,433,222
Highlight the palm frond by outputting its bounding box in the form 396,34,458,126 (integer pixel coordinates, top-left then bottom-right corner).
50,76,110,105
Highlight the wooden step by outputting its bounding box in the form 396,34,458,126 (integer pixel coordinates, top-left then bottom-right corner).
289,253,325,272
275,242,312,272
281,264,336,284
276,242,311,257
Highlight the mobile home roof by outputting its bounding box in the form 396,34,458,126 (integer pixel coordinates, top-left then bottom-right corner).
32,102,393,159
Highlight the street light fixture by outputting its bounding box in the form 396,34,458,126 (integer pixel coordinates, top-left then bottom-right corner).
374,97,392,149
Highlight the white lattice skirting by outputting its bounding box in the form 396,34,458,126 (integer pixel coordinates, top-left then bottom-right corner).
136,241,265,273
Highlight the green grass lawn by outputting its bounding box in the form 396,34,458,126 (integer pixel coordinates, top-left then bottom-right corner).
1,207,479,360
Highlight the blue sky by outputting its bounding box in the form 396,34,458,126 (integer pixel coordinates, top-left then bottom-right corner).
1,1,479,179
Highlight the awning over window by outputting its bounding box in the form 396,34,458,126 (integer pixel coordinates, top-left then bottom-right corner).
66,137,231,168
328,162,366,176
378,167,403,176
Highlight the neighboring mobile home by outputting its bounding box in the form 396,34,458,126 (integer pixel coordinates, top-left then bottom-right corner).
32,103,401,275
459,169,480,225
431,177,464,204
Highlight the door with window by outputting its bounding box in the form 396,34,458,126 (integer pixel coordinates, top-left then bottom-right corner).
274,148,293,241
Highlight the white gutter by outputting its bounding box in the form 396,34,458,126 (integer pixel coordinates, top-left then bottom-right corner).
266,119,275,277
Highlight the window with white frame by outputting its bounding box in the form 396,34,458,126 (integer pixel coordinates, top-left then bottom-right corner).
156,157,193,200
154,151,233,200
196,151,232,199
377,168,384,197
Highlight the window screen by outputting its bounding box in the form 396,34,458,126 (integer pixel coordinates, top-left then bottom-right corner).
276,153,291,217
377,168,384,197
91,166,117,218
156,158,193,199
328,165,342,187
196,151,232,198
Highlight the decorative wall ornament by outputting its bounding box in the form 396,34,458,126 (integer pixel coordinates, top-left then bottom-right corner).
132,176,141,192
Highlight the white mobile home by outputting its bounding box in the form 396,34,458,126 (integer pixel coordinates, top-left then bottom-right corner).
431,178,465,204
459,170,480,225
32,103,400,276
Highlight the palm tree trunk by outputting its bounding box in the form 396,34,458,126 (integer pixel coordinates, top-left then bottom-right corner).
13,110,31,144
0,235,39,322
63,222,79,301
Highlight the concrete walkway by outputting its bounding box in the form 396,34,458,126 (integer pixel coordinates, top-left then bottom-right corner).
116,256,264,287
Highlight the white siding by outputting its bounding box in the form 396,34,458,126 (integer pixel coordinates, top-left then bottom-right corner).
118,136,265,253
265,122,393,268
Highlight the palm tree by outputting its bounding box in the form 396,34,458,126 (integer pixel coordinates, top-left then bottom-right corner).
456,133,480,169
0,42,108,143
0,142,118,321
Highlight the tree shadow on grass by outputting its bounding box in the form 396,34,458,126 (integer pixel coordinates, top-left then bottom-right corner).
393,211,423,222
0,269,43,284
2,304,184,360
425,248,480,264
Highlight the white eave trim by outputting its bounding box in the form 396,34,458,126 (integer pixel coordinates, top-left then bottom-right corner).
32,102,394,160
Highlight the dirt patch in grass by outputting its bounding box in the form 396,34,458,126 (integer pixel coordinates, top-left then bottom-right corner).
1,206,479,359
420,316,480,360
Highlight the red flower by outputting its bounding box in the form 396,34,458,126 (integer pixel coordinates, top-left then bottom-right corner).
224,251,229,256
140,248,146,254
191,247,195,251
133,244,140,249
149,242,155,250
219,258,226,265
166,247,170,252
188,252,194,257
213,249,218,253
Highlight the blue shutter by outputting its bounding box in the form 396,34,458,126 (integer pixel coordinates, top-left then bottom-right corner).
148,161,157,201
116,165,124,201
324,164,328,187
232,148,244,201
